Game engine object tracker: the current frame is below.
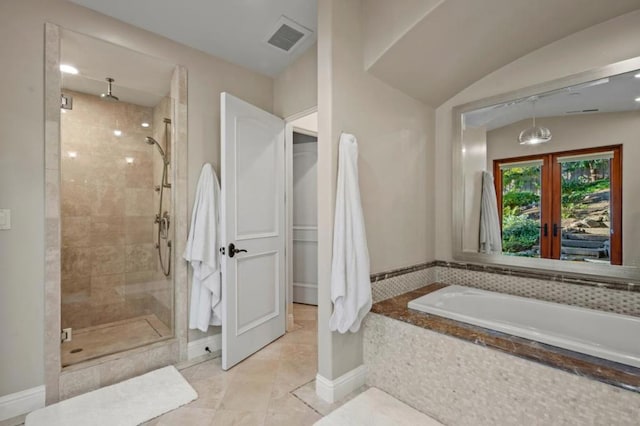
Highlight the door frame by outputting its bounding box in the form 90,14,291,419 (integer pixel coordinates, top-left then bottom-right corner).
43,24,189,403
494,144,622,264
284,107,318,331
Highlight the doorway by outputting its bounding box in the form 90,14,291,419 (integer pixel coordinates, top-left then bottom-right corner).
494,145,622,264
291,130,318,305
286,111,319,324
219,96,319,370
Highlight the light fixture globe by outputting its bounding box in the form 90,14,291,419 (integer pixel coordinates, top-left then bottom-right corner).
518,96,551,145
519,125,552,145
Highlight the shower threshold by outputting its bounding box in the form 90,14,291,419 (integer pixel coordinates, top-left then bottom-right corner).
61,314,171,367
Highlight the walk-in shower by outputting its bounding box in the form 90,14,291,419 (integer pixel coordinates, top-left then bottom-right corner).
50,28,185,399
146,118,172,277
59,88,175,367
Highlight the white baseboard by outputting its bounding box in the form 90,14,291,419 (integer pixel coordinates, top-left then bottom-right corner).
315,365,367,404
293,282,318,305
187,334,222,360
0,385,45,421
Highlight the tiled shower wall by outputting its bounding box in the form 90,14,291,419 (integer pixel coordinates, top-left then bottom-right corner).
60,91,170,330
149,95,173,328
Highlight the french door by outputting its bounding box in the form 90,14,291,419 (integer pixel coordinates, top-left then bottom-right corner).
494,145,622,265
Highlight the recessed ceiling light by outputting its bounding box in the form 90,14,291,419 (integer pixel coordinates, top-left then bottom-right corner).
125,157,134,164
60,64,78,75
635,72,640,79
636,97,640,103
68,151,77,158
113,129,122,137
141,122,150,128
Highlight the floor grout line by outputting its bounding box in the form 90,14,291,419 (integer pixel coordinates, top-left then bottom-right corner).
144,318,163,337
290,379,324,416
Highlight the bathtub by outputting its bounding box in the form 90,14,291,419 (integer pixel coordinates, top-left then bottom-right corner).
408,285,640,368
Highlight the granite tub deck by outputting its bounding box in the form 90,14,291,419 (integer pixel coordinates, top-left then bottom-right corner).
364,284,640,425
370,283,640,392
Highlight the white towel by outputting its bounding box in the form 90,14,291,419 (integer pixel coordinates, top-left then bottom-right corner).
184,163,222,331
479,171,502,254
329,133,372,334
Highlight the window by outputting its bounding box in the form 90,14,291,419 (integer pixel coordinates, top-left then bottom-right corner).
494,146,622,265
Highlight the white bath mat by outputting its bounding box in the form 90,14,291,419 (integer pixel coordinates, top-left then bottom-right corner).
25,366,197,426
314,387,443,426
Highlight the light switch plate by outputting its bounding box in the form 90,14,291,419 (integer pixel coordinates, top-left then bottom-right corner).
0,209,11,230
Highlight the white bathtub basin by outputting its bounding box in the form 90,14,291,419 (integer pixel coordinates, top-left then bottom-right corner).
408,285,640,368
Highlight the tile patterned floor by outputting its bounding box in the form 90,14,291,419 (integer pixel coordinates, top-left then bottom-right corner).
61,314,171,366
144,303,321,426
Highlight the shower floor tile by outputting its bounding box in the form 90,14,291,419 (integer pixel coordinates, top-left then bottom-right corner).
61,314,172,366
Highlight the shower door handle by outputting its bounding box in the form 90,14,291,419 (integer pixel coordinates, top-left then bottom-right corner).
228,243,247,258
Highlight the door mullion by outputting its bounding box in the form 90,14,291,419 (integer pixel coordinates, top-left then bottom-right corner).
540,154,556,259
548,154,562,260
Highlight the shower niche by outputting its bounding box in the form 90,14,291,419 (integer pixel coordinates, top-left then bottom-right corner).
57,29,180,367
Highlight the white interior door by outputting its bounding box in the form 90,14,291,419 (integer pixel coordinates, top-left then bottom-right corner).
221,92,285,370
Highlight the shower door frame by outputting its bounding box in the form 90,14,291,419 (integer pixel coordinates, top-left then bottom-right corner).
43,23,189,404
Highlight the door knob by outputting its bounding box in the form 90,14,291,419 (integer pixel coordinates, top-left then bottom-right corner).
228,243,248,258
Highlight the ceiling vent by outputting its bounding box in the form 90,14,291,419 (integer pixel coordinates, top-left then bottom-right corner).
266,16,312,53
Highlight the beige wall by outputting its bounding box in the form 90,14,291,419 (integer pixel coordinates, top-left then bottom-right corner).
461,126,487,252
486,111,640,266
0,0,272,397
273,43,318,119
435,9,640,262
317,0,435,380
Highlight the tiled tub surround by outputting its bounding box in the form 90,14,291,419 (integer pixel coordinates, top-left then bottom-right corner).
363,311,640,426
435,262,640,317
370,261,640,317
60,91,172,336
363,263,640,424
371,285,640,391
370,263,437,303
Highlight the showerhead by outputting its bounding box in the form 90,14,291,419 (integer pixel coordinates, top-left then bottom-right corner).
145,136,167,161
101,77,119,102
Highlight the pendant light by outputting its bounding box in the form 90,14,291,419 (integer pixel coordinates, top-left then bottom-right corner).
518,97,551,145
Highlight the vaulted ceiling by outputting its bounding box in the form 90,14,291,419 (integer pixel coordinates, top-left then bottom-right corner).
366,0,640,107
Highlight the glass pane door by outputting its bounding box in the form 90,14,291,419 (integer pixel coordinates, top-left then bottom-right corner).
499,163,544,258
558,158,611,263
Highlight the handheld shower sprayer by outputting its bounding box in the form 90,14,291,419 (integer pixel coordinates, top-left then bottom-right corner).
145,136,167,162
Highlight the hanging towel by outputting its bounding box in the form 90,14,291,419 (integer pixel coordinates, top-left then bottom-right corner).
329,133,372,334
184,163,222,331
479,171,503,254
